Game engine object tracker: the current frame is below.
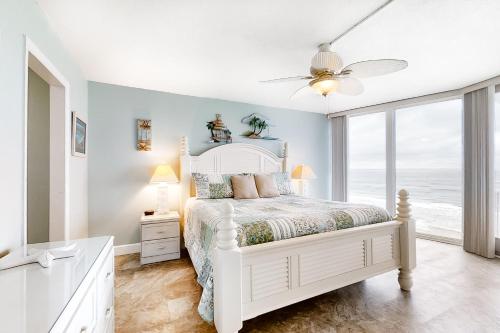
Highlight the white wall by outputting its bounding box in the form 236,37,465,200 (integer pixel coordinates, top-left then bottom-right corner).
0,0,88,255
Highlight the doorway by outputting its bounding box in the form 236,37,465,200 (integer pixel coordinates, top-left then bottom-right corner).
27,68,50,243
24,38,70,244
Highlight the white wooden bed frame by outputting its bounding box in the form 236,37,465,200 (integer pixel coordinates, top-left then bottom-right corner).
179,136,416,333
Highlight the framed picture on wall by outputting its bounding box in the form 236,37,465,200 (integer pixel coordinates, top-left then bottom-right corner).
137,119,152,151
72,111,87,157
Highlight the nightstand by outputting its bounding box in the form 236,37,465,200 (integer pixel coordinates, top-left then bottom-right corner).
140,211,180,265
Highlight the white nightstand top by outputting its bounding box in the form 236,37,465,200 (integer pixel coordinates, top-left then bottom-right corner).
141,211,180,224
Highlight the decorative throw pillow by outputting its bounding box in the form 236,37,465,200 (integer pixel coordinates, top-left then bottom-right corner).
254,174,280,198
273,172,294,195
192,173,234,199
231,175,259,199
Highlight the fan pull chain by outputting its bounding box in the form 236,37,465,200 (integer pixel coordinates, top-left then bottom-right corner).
329,0,395,46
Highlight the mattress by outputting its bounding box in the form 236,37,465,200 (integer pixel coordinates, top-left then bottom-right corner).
183,195,392,322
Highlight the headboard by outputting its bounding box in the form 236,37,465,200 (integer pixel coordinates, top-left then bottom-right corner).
179,136,288,215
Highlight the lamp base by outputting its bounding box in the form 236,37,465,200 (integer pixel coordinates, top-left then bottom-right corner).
296,180,309,197
156,184,170,215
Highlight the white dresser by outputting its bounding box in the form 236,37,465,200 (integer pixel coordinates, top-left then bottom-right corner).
140,212,180,265
0,236,114,333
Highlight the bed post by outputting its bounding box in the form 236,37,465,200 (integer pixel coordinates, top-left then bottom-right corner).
396,189,416,291
180,136,191,231
282,142,288,171
214,202,242,333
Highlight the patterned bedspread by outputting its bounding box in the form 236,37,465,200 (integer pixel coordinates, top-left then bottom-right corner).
183,195,392,322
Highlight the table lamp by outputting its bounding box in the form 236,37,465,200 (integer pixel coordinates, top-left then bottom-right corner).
151,164,178,214
291,164,317,196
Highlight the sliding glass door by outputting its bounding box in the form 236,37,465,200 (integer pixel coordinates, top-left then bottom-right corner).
396,99,463,241
348,112,386,207
346,98,463,243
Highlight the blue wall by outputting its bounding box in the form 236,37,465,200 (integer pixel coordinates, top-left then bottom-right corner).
88,81,330,245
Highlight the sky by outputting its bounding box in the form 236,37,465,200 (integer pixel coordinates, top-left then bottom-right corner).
348,95,500,170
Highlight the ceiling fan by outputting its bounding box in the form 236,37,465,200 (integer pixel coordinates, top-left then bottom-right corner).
260,0,407,99
261,43,407,98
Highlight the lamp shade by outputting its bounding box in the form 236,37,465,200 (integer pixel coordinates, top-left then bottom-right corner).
291,164,317,180
150,164,178,184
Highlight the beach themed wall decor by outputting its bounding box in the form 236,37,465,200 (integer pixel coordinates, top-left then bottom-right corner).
71,111,87,157
137,119,152,151
241,113,279,140
207,114,232,143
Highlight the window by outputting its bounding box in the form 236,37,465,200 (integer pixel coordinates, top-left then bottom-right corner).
396,99,463,241
348,112,386,208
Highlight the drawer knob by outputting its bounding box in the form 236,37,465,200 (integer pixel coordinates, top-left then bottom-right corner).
158,247,166,250
80,326,88,333
157,231,165,234
106,307,111,317
106,271,112,279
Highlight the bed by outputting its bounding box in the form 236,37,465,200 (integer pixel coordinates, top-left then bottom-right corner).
179,137,416,333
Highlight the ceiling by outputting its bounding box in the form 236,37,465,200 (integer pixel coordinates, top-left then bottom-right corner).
37,0,500,114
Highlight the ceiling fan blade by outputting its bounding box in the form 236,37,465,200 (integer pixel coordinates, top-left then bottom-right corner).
342,59,407,78
336,77,364,96
289,84,311,99
260,76,313,83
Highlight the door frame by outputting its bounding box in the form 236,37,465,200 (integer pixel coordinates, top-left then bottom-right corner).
23,36,71,244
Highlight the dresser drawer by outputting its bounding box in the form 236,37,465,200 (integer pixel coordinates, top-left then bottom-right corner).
104,308,115,333
65,280,96,333
96,257,114,332
142,238,179,257
97,249,114,297
95,291,113,333
94,247,114,333
142,222,179,241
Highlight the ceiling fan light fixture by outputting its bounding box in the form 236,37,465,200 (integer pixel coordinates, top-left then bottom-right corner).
311,45,343,73
310,78,338,97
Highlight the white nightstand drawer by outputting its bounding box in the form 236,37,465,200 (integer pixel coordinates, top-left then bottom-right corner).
142,238,179,257
142,222,179,241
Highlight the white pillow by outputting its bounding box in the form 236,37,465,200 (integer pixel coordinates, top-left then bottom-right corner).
272,172,294,195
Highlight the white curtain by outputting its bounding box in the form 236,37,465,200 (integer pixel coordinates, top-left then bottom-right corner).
331,116,348,201
463,86,495,258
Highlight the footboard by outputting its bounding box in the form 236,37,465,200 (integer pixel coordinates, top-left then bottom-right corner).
214,190,416,333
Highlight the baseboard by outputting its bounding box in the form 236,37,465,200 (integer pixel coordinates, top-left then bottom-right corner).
416,233,462,246
114,243,140,256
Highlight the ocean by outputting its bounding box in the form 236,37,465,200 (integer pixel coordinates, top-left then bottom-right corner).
349,168,466,239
